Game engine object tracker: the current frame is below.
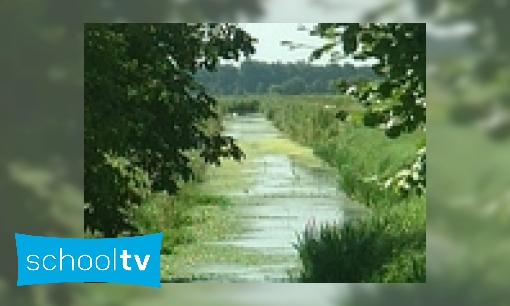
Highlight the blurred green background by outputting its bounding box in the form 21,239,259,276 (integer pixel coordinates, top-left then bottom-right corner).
2,0,509,305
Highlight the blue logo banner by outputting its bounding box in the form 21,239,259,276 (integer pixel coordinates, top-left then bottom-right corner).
15,232,163,288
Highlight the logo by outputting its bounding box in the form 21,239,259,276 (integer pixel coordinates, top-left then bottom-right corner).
15,232,163,288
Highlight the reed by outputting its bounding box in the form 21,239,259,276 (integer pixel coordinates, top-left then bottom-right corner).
258,94,426,283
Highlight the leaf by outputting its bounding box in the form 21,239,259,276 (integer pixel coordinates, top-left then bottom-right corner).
309,42,336,61
342,25,360,54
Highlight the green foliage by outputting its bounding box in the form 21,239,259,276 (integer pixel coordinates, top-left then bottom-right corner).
311,23,426,134
296,197,425,282
259,95,360,145
279,76,307,95
197,59,377,95
85,23,255,237
309,23,426,196
129,190,231,256
217,96,261,115
130,192,194,254
260,95,425,282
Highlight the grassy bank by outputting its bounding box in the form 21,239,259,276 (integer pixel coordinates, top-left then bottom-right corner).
251,95,426,282
84,160,237,266
84,110,247,278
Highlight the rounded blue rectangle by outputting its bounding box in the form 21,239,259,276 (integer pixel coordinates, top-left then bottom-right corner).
15,232,163,288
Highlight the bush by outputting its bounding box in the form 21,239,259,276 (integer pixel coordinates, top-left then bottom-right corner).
296,196,425,282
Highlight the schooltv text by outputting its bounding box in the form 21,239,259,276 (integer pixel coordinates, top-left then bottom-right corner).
15,232,163,287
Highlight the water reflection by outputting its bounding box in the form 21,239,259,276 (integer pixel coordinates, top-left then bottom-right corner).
181,113,367,281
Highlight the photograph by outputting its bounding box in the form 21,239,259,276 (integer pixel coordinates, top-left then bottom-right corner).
85,22,425,283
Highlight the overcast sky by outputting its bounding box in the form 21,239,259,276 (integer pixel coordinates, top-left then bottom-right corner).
235,21,472,66
232,0,409,65
228,0,473,65
238,23,332,65
235,23,378,66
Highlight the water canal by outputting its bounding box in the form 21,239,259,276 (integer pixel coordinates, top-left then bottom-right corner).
162,113,366,282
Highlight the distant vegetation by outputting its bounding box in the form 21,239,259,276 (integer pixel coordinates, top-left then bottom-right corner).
197,60,378,95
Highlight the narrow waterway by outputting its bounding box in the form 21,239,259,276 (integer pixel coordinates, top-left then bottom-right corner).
168,113,366,282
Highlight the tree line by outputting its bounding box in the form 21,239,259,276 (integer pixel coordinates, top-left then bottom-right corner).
196,60,378,95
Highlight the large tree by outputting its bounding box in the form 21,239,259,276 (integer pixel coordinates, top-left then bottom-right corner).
85,23,255,237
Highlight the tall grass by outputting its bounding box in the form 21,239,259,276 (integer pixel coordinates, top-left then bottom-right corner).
257,95,426,283
128,187,232,255
296,196,425,282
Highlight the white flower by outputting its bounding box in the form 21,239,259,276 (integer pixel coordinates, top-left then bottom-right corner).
397,179,410,190
386,118,396,129
384,179,393,189
346,85,357,95
397,169,411,177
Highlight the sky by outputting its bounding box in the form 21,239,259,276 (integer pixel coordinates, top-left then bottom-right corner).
238,23,334,65
235,21,472,66
226,0,474,66
232,0,401,65
235,23,378,67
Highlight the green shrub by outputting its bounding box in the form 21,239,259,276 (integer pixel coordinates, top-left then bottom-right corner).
217,96,261,115
295,197,425,283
